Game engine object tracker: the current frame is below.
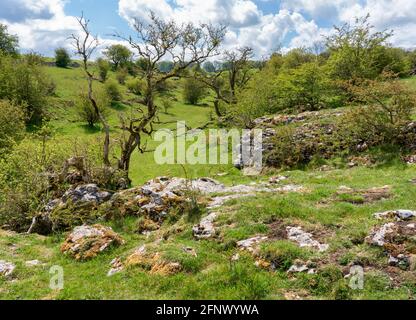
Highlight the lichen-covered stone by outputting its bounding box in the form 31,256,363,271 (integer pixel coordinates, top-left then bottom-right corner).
286,226,329,252
125,245,181,276
61,224,124,261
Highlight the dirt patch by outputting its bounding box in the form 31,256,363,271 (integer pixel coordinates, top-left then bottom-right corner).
335,185,392,204
267,220,288,240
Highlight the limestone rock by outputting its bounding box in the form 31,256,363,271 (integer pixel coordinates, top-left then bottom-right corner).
61,224,124,261
366,220,416,270
374,210,416,221
286,226,329,252
288,260,316,274
237,236,268,253
366,223,396,247
0,260,15,277
107,257,124,277
29,184,113,235
125,245,181,276
193,212,217,240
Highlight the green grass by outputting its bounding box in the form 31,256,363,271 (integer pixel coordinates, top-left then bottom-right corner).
44,65,238,186
1,67,416,300
1,164,416,300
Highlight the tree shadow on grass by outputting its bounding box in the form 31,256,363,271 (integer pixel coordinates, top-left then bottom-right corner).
110,101,128,112
79,124,101,134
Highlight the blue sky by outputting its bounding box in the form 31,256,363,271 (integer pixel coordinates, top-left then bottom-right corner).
1,0,415,58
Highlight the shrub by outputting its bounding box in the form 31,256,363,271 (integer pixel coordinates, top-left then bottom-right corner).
76,90,110,127
229,70,281,127
0,137,69,232
286,62,333,111
161,97,173,114
55,47,71,68
0,100,25,154
116,68,128,85
96,58,110,82
0,53,52,125
336,76,416,151
126,78,143,96
105,80,122,102
0,134,106,232
183,77,206,105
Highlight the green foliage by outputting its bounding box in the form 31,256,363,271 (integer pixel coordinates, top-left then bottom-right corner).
0,100,25,154
336,76,416,150
104,44,132,70
116,68,128,85
0,24,18,56
281,62,334,111
55,48,71,68
203,61,216,73
76,90,110,127
0,137,69,231
104,80,122,102
183,77,206,105
230,70,281,127
96,58,110,82
0,53,52,125
282,48,315,69
326,15,393,81
161,97,173,114
126,78,144,96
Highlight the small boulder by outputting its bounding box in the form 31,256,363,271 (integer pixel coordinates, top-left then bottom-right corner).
0,260,15,277
193,212,217,240
61,224,124,261
374,210,416,221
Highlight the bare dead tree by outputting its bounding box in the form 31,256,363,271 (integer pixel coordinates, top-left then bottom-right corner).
70,14,111,167
114,12,226,175
195,46,254,117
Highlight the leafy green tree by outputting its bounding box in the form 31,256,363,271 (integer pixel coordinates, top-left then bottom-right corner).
282,48,314,70
286,62,331,111
104,44,132,70
326,15,393,81
0,24,18,56
55,47,71,68
183,77,206,105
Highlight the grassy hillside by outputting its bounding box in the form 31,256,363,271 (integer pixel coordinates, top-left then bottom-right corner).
1,65,416,300
44,65,239,186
